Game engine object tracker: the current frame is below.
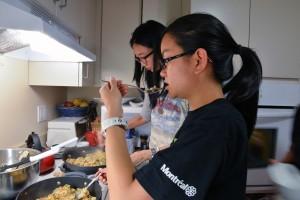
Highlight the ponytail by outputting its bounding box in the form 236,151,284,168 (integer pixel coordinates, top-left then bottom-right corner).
223,46,262,137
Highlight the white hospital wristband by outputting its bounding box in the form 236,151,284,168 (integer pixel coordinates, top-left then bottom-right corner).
101,117,128,137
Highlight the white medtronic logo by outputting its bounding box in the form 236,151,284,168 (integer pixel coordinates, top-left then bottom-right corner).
160,164,197,197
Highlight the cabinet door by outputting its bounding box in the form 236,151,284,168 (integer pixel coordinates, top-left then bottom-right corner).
101,0,141,84
28,61,93,87
190,0,250,47
36,0,97,54
56,0,97,53
142,0,182,25
36,0,57,16
77,0,97,54
250,0,300,78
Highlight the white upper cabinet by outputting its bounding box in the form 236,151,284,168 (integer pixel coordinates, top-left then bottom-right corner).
100,0,141,84
31,0,97,87
190,0,250,47
250,0,300,78
28,61,94,87
142,0,182,25
36,0,97,53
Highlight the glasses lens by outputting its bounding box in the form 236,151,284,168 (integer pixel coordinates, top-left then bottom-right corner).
144,51,153,59
135,51,152,64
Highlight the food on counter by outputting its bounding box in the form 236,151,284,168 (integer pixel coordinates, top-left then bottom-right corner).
18,150,30,161
63,99,88,108
79,102,88,108
73,98,82,107
66,151,106,167
52,169,65,177
73,98,88,107
64,101,74,107
37,184,96,200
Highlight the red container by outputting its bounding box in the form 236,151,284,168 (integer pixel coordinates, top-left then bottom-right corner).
39,155,55,174
84,131,98,146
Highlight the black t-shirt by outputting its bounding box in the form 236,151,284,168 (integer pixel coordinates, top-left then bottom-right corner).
135,99,248,200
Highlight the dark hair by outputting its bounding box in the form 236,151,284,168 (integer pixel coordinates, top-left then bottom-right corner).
130,20,166,108
164,13,262,137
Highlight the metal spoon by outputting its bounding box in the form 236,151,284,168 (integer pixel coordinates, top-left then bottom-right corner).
86,176,99,189
101,79,162,94
75,176,99,199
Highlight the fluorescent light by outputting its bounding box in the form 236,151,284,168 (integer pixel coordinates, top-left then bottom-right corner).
4,29,93,62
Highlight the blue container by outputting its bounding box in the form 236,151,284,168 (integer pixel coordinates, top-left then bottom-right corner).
56,105,88,117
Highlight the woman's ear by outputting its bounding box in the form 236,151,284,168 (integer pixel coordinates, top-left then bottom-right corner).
193,48,209,74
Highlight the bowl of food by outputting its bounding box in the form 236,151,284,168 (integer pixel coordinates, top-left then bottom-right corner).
16,176,102,200
62,146,106,175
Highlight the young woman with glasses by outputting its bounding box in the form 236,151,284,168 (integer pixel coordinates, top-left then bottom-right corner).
99,13,262,199
124,21,188,167
127,20,164,130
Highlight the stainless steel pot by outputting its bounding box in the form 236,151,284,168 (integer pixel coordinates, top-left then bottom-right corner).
0,148,40,199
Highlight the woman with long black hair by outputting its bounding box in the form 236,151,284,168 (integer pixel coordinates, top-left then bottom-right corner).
99,13,262,200
128,20,164,129
128,20,188,166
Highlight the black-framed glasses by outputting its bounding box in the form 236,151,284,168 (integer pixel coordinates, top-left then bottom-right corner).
160,49,195,69
160,49,213,69
135,51,153,63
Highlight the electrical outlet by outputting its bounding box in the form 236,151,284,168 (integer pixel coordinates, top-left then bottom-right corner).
37,105,48,123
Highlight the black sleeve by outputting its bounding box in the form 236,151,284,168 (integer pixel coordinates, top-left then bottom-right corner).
134,125,227,200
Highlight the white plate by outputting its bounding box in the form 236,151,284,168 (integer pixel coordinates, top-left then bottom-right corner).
267,163,300,200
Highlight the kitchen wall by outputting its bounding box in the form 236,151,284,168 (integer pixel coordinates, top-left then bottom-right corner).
0,55,66,147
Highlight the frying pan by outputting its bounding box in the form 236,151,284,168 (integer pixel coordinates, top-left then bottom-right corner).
16,176,102,200
62,146,106,174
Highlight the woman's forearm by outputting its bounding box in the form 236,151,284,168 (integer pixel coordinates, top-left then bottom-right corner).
128,115,146,129
105,126,151,200
105,126,135,198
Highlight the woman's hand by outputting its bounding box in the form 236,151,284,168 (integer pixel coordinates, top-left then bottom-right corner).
116,79,129,97
96,168,108,185
130,150,151,166
99,77,128,118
